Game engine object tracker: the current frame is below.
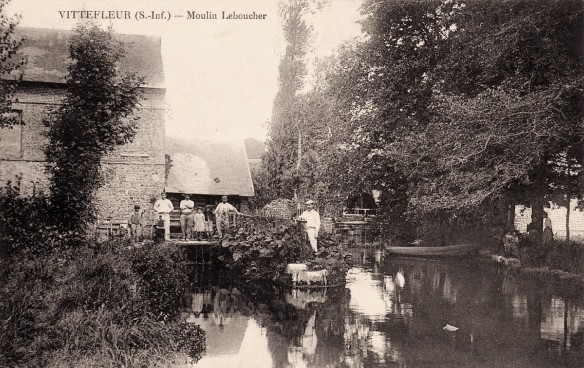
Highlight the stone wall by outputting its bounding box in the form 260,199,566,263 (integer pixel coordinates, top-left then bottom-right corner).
0,84,166,222
515,200,584,241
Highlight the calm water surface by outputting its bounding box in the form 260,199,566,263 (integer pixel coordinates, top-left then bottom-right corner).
182,248,584,367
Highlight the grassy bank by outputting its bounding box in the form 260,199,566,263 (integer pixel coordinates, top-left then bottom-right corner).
517,240,584,276
0,241,205,367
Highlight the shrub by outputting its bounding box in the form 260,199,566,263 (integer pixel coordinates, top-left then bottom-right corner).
0,241,206,367
543,240,584,275
128,242,191,322
219,216,352,287
0,180,80,258
518,239,584,275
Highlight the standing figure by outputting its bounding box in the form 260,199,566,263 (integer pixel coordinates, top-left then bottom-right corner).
542,211,554,246
214,195,239,239
194,207,206,241
204,205,215,239
299,199,321,253
128,204,144,244
143,200,159,240
526,216,540,245
179,193,195,241
154,192,174,241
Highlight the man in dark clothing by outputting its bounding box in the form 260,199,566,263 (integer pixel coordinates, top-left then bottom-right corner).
129,204,144,244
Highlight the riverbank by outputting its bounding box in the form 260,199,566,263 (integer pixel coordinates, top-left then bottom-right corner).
0,241,206,367
482,249,584,289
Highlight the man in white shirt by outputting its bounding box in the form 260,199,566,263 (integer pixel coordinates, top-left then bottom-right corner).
154,192,174,240
214,195,239,238
179,193,194,241
299,199,321,253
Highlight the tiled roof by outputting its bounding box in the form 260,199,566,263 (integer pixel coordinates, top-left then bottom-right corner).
165,136,255,197
11,27,164,88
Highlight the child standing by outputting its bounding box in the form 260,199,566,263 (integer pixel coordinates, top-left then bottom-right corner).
204,205,215,239
193,207,206,241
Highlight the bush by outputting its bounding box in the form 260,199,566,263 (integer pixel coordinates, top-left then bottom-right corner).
0,241,206,367
518,239,584,275
128,243,191,322
542,240,584,275
218,216,352,287
0,179,84,258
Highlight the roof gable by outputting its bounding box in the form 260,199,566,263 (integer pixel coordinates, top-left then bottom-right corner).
11,27,164,88
165,136,255,197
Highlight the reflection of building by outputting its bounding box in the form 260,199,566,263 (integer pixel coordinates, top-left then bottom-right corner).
285,289,328,310
346,268,392,321
195,318,272,368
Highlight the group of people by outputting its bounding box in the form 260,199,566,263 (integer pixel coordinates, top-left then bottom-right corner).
503,211,554,255
526,211,554,246
177,194,239,241
128,194,324,254
177,193,214,241
127,193,240,243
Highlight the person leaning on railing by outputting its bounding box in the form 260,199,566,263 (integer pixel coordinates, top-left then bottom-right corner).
214,195,239,239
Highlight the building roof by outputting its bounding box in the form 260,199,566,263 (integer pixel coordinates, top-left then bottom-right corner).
165,136,255,197
11,27,164,89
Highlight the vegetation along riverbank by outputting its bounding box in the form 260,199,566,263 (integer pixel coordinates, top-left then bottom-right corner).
211,215,353,287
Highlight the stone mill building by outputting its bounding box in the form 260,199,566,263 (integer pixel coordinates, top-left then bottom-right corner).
0,27,166,223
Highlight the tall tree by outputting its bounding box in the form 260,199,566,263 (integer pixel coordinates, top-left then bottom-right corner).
263,0,324,201
331,0,584,242
0,0,25,128
45,23,143,234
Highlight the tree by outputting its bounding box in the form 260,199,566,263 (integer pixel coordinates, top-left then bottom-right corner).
45,23,144,235
0,0,26,128
263,0,325,201
330,0,584,242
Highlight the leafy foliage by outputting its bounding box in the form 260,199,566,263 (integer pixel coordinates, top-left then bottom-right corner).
0,178,82,256
328,0,584,241
44,23,144,235
259,1,347,215
0,242,206,367
216,216,353,287
518,238,584,275
0,0,26,128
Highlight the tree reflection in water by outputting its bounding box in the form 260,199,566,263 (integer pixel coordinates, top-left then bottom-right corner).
183,254,584,368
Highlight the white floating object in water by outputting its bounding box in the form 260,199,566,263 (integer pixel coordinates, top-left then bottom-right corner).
443,324,459,332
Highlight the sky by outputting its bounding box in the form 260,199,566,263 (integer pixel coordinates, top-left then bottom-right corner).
5,0,363,142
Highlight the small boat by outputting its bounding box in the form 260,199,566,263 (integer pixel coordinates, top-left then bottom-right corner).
385,243,480,257
170,239,218,246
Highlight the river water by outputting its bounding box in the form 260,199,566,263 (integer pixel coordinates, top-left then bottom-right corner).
182,248,584,367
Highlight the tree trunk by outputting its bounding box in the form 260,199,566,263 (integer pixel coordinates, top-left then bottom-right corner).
296,125,302,174
507,202,516,231
566,195,570,242
531,160,547,245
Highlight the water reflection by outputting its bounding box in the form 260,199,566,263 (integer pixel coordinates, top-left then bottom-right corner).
182,251,584,368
